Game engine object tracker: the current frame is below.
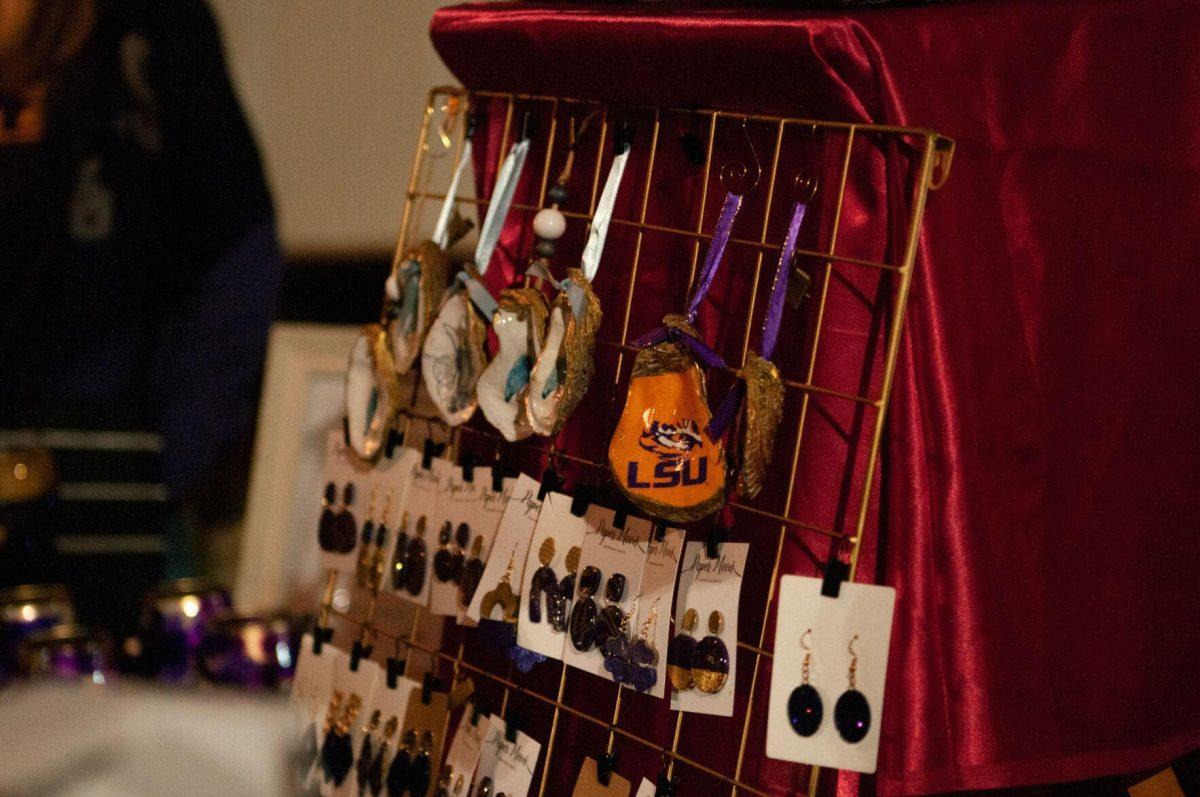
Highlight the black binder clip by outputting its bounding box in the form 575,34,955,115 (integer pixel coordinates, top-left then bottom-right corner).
570,484,593,517
466,108,483,139
470,697,489,727
341,415,351,448
421,672,441,705
614,117,635,155
422,438,445,470
384,428,404,459
538,466,562,501
349,639,373,672
653,524,667,543
519,110,534,142
491,455,508,493
705,523,729,560
655,771,679,796
385,656,405,689
311,625,333,656
821,544,850,599
504,708,524,743
597,751,618,787
462,450,477,482
612,503,628,530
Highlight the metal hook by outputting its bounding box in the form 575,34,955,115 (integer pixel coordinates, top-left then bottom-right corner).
848,634,859,658
719,117,762,196
801,628,813,651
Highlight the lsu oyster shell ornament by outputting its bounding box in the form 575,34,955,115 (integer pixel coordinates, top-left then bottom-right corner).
709,178,814,499
526,118,631,437
607,190,745,522
422,125,531,426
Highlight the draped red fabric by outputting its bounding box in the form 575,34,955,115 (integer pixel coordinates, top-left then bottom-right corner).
430,2,1200,794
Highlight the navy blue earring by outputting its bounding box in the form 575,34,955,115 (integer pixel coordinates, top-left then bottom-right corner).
833,634,871,743
787,628,822,737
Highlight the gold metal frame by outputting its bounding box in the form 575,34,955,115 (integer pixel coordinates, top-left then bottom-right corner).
331,86,953,796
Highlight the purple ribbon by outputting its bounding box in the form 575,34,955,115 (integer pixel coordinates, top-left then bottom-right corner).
686,192,743,323
630,325,727,369
709,200,808,439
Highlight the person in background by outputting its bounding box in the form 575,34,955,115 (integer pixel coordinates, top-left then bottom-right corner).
0,0,280,612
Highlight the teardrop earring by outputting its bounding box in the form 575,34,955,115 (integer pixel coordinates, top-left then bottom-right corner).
458,535,485,609
386,729,416,797
365,716,397,796
329,482,359,554
593,573,627,650
316,482,338,551
548,545,580,633
691,610,730,694
667,608,698,691
527,537,558,623
433,521,457,582
355,710,381,793
833,634,871,743
389,512,410,591
367,492,392,593
402,516,428,596
407,730,434,796
356,491,379,588
451,523,470,583
568,565,602,651
787,628,822,737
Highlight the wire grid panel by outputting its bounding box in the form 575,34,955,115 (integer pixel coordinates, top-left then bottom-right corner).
336,86,952,796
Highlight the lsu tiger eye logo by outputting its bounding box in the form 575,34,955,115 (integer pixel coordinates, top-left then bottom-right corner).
628,416,709,488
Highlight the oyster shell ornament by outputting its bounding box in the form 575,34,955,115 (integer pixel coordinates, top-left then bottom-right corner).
344,323,403,462
422,134,531,426
607,192,743,522
526,137,631,436
476,286,548,441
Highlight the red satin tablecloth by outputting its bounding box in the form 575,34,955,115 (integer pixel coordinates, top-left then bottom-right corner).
430,2,1200,794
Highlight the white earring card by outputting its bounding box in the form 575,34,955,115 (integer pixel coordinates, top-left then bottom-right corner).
466,474,543,624
636,526,686,698
765,576,896,774
443,709,491,797
670,541,748,717
517,491,589,660
474,716,542,797
428,465,484,616
562,505,652,680
316,430,373,573
456,472,518,626
389,456,448,606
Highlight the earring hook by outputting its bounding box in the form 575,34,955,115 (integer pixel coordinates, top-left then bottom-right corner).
801,628,813,651
848,634,859,658
719,116,762,196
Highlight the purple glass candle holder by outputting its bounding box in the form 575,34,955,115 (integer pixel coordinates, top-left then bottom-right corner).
138,578,231,683
0,584,74,681
198,608,299,690
18,624,114,683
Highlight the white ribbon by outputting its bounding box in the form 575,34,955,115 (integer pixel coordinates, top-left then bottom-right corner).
431,140,474,250
579,144,631,282
474,138,530,276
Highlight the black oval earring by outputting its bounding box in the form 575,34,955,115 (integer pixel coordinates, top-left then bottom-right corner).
691,610,730,694
407,731,433,796
834,634,871,743
355,710,381,791
356,491,379,588
402,516,428,596
451,522,470,582
594,572,627,649
458,535,485,609
667,608,698,692
788,628,823,737
366,716,397,796
326,482,358,554
317,482,338,551
386,729,415,797
568,566,602,651
433,522,456,582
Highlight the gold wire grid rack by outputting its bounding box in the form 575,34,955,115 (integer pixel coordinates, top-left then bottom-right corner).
327,86,953,796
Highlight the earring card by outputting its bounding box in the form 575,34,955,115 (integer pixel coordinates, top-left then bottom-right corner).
328,657,383,797
456,471,518,626
350,672,416,797
373,447,421,587
389,456,450,605
442,709,492,797
290,632,335,714
465,473,543,623
765,576,896,774
635,777,657,797
401,685,450,797
670,541,748,717
475,715,542,797
635,526,686,698
562,505,652,680
571,757,632,796
316,430,374,573
517,491,589,660
428,465,485,616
